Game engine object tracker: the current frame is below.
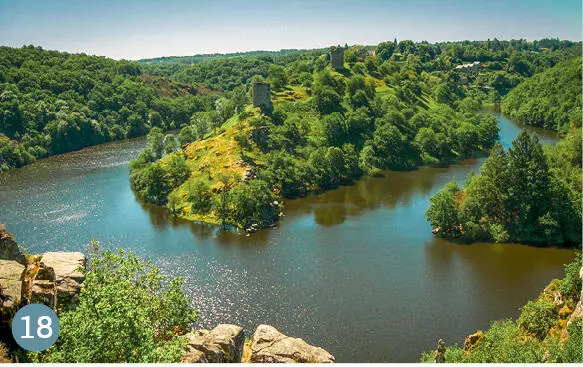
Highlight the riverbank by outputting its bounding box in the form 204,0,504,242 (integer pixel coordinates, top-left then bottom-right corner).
422,253,582,363
0,111,573,362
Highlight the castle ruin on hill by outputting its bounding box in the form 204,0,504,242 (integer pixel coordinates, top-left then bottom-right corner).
252,82,272,110
330,47,344,70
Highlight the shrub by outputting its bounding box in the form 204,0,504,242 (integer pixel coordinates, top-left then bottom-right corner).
35,242,197,362
185,178,212,214
517,299,557,339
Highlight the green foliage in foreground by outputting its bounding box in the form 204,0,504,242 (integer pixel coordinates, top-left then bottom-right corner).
501,57,582,132
426,128,582,246
421,253,582,363
31,242,197,363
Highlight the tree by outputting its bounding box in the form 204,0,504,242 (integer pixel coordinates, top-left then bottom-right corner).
147,127,165,160
37,242,197,363
506,131,551,240
229,179,279,229
375,41,395,61
268,65,288,91
186,178,212,214
178,126,196,146
320,112,347,146
166,153,190,188
163,134,178,154
425,180,461,232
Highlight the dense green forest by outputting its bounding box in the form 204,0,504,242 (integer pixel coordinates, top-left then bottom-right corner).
501,57,582,132
0,46,220,171
421,253,582,363
127,38,581,231
426,128,582,246
427,48,582,246
0,39,579,172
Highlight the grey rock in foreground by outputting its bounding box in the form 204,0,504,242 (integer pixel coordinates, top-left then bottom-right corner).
40,252,86,297
182,324,245,363
245,324,335,363
0,260,25,311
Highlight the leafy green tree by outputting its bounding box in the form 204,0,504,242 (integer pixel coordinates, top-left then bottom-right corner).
163,134,178,154
166,153,190,188
268,65,288,91
186,178,212,214
425,180,461,232
229,179,279,229
147,127,165,160
37,242,197,363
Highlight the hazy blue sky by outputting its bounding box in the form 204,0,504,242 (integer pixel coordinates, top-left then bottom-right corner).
0,0,581,60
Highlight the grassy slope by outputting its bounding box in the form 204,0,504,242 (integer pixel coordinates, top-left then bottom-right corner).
163,66,395,225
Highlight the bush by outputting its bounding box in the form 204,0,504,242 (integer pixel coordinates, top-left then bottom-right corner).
229,180,279,229
185,178,212,214
36,242,197,363
517,298,557,339
560,252,582,299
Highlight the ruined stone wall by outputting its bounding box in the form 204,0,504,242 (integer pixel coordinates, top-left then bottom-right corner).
252,82,272,110
330,47,344,70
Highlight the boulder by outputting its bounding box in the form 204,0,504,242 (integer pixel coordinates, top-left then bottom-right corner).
245,324,335,363
0,260,25,312
40,252,86,295
0,231,25,264
182,324,244,363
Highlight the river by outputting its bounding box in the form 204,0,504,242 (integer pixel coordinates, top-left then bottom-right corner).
0,111,575,362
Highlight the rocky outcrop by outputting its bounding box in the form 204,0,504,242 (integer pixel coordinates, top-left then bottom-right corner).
0,260,25,314
244,324,335,363
0,231,25,264
0,231,87,318
40,252,86,297
182,324,245,363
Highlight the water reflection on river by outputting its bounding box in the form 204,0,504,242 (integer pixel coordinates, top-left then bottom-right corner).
0,111,575,362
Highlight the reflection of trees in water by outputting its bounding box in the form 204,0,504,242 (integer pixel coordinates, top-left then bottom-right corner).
135,193,270,247
287,163,479,228
423,237,576,323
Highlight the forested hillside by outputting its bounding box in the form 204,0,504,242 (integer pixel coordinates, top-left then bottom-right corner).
0,46,218,171
501,57,582,131
127,38,582,231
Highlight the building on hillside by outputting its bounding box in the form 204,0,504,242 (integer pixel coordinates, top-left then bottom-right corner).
252,82,272,110
330,47,344,70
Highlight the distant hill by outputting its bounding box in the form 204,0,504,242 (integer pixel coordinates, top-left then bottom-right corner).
138,49,305,64
501,57,582,131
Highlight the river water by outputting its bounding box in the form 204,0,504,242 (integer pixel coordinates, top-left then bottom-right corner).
0,111,575,362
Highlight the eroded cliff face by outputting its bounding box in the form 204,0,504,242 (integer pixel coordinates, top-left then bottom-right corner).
0,230,87,322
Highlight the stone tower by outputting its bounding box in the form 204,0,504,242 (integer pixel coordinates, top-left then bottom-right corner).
330,47,344,70
252,82,272,110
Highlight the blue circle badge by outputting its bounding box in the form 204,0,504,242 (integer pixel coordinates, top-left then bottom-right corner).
11,304,60,352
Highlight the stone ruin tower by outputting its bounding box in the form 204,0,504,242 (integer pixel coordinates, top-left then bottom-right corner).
330,46,344,70
252,82,272,110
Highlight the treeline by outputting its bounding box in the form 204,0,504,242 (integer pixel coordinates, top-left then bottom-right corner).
0,45,218,171
139,48,303,65
426,128,582,246
421,253,582,363
501,57,582,132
